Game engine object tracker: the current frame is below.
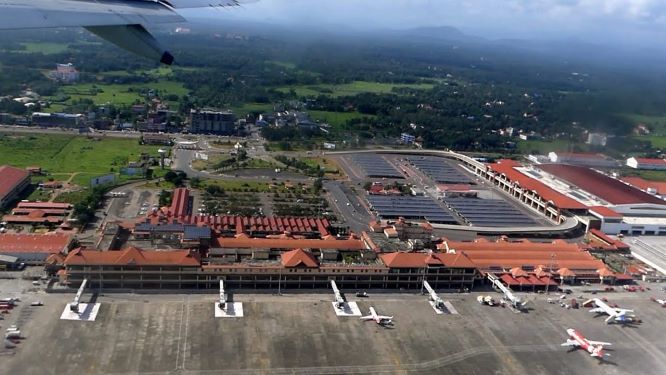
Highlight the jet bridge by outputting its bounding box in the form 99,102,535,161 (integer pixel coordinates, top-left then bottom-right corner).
214,280,243,318
487,273,527,311
423,280,458,315
330,280,361,317
60,278,100,321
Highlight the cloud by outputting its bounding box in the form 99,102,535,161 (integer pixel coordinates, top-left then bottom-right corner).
182,0,666,44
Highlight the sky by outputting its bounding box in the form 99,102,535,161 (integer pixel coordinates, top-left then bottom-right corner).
182,0,666,47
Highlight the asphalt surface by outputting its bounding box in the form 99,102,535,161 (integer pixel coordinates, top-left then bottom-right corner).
2,287,666,375
628,236,666,275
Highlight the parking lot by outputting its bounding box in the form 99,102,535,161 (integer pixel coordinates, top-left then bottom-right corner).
1,287,666,374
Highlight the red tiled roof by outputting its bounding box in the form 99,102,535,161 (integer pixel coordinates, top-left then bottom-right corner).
1,215,64,224
281,249,318,268
588,229,630,250
169,188,190,217
589,206,622,218
558,268,576,277
488,160,587,210
635,158,666,165
438,238,606,272
500,274,522,286
0,165,29,200
621,176,666,195
12,208,68,215
379,251,476,269
64,247,200,266
16,202,72,209
213,236,366,250
538,164,666,205
0,233,71,253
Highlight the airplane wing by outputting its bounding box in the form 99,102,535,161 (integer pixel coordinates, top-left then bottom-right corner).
360,315,373,320
376,315,393,320
561,339,579,347
0,0,257,64
0,0,184,30
164,0,258,8
586,341,612,346
589,308,605,313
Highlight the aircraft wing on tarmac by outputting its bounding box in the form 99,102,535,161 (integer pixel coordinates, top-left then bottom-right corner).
585,298,634,323
360,307,393,324
0,0,257,64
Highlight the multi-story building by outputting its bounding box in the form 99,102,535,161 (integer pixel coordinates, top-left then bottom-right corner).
50,63,80,83
32,112,84,128
59,246,478,291
189,109,236,135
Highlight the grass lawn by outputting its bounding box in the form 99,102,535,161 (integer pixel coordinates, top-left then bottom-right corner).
53,190,90,205
48,81,189,107
276,80,435,98
636,135,666,150
623,169,666,182
622,114,666,135
20,42,69,54
516,139,580,154
0,133,165,184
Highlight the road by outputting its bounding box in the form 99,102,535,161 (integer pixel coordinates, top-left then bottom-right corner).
0,124,141,138
324,181,372,232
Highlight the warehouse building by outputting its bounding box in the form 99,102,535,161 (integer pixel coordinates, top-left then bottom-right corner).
626,157,666,170
0,233,73,264
0,165,30,210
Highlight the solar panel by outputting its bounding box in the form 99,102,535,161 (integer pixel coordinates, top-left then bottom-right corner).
406,156,475,184
351,154,404,178
367,195,456,223
443,197,538,227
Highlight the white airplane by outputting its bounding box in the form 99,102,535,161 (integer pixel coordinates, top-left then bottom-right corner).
585,298,635,324
561,328,611,359
0,0,258,64
652,298,666,306
360,307,393,326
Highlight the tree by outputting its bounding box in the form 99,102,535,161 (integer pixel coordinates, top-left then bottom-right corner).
313,178,323,193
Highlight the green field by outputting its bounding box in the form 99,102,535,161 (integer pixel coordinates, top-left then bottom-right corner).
48,81,189,107
516,139,579,154
20,42,69,55
623,114,666,135
624,169,666,182
0,133,165,185
636,135,666,149
276,80,435,98
309,110,375,128
230,103,275,116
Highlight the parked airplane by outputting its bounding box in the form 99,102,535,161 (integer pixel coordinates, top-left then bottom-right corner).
360,307,393,326
585,298,635,323
0,0,257,64
651,298,666,306
561,328,611,359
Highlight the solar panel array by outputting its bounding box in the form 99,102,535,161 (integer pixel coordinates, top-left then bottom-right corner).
367,195,457,224
351,154,404,179
406,156,474,184
443,198,538,227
